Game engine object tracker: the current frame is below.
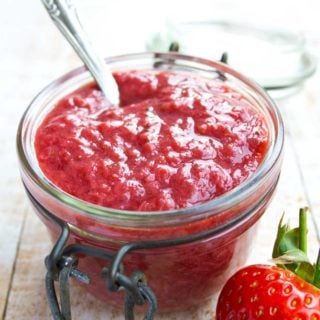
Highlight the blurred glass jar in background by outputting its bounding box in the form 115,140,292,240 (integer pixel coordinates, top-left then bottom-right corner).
147,20,317,99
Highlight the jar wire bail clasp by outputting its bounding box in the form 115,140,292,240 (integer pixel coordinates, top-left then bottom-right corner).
25,187,157,320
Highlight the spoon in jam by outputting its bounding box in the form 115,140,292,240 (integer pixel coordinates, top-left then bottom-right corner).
41,0,120,106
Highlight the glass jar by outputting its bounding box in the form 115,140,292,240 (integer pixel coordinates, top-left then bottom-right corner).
17,52,284,312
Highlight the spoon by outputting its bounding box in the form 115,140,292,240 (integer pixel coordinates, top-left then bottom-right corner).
41,0,120,105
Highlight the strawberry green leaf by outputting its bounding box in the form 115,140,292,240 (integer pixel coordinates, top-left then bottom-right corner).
313,249,320,288
272,249,314,283
272,249,310,265
295,261,315,283
278,228,300,255
272,213,289,259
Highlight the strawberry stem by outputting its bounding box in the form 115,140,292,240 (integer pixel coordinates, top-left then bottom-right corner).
313,249,320,289
299,207,308,254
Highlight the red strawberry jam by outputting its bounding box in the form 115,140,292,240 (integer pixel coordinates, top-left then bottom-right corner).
35,70,268,211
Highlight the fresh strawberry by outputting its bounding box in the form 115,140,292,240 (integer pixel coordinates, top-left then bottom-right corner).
216,208,320,320
216,264,320,319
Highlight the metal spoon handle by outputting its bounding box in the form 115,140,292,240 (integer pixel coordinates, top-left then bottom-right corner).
41,0,120,105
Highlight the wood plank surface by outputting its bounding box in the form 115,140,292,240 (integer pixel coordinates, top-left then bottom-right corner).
1,0,320,319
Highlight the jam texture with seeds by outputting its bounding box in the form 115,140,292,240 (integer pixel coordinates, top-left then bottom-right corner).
36,70,268,211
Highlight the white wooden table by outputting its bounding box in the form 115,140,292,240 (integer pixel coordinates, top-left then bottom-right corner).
1,1,320,319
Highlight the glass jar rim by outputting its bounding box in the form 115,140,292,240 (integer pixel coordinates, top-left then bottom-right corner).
17,52,284,225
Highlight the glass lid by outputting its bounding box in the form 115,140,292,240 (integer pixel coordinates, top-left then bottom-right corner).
147,20,317,94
